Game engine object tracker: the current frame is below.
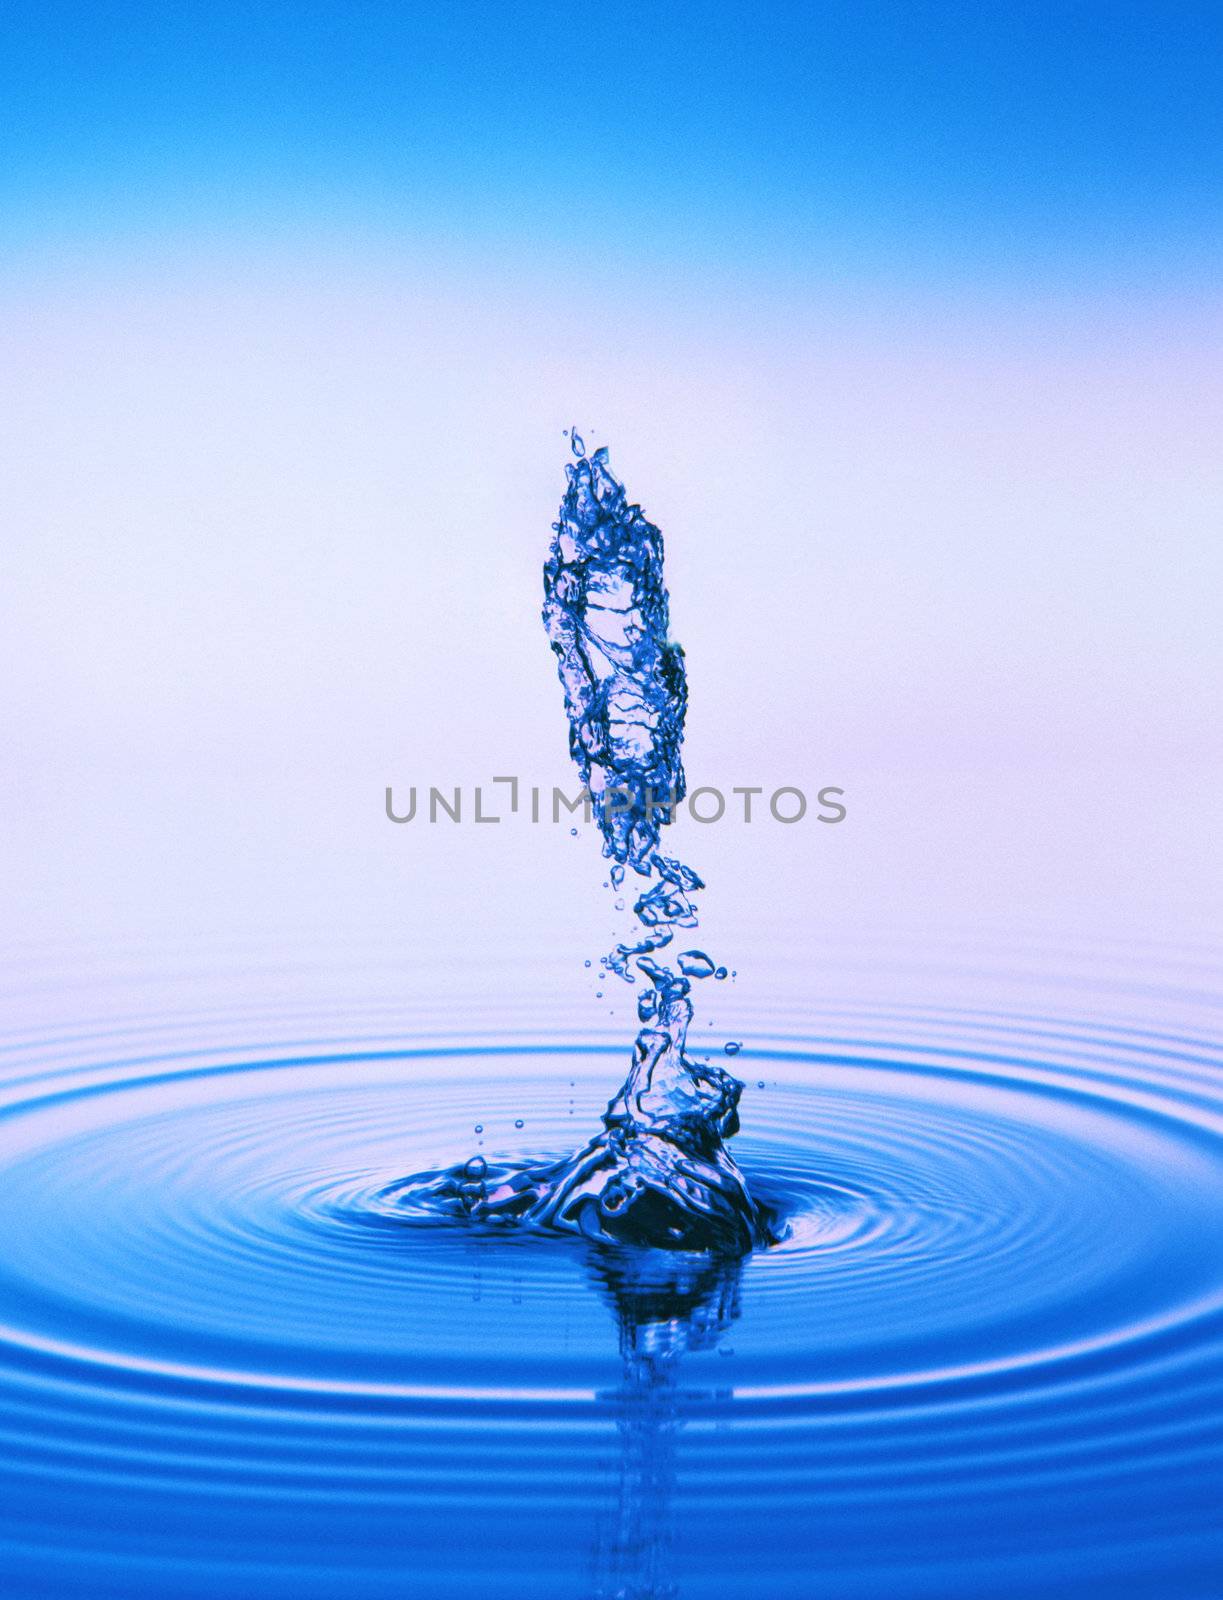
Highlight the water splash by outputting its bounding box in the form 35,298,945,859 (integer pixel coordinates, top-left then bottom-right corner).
543,431,687,870
399,435,770,1253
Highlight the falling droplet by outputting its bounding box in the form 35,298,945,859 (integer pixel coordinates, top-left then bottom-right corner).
724,1041,742,1056
474,1124,483,1134
514,1118,525,1130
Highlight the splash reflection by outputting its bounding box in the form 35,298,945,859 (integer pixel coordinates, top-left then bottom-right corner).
587,1247,743,1600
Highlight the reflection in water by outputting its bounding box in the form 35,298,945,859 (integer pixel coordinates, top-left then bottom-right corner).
586,1247,744,1600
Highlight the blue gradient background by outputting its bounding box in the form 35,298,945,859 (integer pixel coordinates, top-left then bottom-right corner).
3,2,1222,277
1,6,1222,1597
2,0,1219,967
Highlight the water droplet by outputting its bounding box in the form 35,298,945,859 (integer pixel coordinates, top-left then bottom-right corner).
464,1155,488,1180
474,1124,483,1134
756,1080,765,1090
514,1118,524,1129
570,826,578,836
724,1041,742,1056
715,966,728,980
678,950,716,979
584,959,592,968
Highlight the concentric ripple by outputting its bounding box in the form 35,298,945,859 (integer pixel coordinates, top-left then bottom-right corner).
0,944,1221,1598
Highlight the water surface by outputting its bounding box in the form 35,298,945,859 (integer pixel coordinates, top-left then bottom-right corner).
0,935,1219,1597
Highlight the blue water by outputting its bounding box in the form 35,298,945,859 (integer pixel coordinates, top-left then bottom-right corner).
0,937,1221,1597
397,435,766,1252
